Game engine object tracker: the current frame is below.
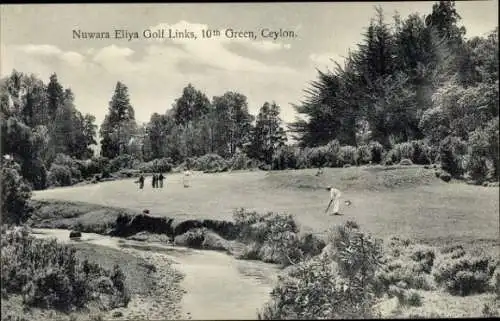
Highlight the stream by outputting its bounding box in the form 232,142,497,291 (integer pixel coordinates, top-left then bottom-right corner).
31,228,280,320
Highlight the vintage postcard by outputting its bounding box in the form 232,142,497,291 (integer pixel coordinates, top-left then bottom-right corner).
1,1,499,320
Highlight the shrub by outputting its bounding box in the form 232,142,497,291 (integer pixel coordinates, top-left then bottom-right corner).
233,209,303,266
107,154,137,173
1,160,33,225
1,227,130,311
174,228,205,248
439,136,467,177
467,118,499,182
272,146,297,170
193,154,229,173
373,239,435,294
325,139,341,167
47,164,73,187
410,140,432,165
369,141,385,164
149,158,173,173
51,154,83,181
356,144,373,165
258,221,383,319
433,252,497,296
230,151,257,171
337,145,358,166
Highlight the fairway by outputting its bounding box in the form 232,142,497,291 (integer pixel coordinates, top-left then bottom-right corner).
33,166,499,245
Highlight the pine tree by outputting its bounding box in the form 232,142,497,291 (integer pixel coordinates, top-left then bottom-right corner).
100,82,137,158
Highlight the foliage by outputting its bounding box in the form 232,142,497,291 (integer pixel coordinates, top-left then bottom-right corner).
432,250,497,296
248,102,287,164
439,136,467,177
99,82,137,159
373,237,436,295
1,160,33,225
1,226,130,311
258,221,383,319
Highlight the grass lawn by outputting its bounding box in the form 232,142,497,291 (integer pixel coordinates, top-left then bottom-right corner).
32,166,499,248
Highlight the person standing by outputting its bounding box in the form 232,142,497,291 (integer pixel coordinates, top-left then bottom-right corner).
183,168,191,188
325,186,342,215
152,174,157,188
138,174,145,189
159,173,164,188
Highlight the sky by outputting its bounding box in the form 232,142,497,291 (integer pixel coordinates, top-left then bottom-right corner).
1,1,498,130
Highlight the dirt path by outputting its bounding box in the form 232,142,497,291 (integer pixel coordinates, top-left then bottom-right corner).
31,229,279,320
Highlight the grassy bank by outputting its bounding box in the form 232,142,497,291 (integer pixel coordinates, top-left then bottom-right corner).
1,227,184,321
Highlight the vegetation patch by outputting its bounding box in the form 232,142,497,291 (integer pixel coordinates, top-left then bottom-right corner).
1,226,130,313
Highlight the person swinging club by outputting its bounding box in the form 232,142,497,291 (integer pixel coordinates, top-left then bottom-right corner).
325,186,350,215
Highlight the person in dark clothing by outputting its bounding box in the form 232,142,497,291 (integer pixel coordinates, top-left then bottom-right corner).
152,174,157,188
138,174,145,189
159,173,164,188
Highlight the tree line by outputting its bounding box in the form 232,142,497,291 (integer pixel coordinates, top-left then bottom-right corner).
1,1,498,207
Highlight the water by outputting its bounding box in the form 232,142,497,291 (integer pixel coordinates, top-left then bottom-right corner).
31,228,279,320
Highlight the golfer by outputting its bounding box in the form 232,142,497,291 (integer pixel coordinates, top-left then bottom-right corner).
325,186,342,215
183,168,192,188
159,173,165,188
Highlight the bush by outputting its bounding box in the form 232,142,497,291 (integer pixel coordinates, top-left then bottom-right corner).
373,238,435,295
356,144,373,165
233,209,304,266
192,154,229,173
410,140,433,165
107,154,137,173
1,160,33,225
389,286,423,307
338,145,358,167
174,228,205,248
433,251,497,296
272,146,297,170
47,164,73,187
230,151,257,171
369,141,385,164
258,221,383,319
439,136,467,178
52,154,83,181
1,226,130,311
467,118,499,182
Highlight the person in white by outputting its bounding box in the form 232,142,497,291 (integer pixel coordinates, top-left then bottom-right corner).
183,168,192,188
325,186,342,215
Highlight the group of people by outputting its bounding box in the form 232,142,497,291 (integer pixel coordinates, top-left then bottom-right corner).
136,173,165,189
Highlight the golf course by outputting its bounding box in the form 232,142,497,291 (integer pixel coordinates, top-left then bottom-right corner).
32,165,499,247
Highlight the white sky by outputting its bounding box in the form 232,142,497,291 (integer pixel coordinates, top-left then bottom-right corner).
1,2,498,128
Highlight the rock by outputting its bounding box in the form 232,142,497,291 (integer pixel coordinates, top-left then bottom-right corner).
112,311,123,318
440,172,452,182
69,231,82,239
399,158,413,166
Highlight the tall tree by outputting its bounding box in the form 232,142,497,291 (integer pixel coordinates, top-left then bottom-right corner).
46,73,65,121
172,84,211,125
249,102,287,163
100,82,137,158
212,92,254,157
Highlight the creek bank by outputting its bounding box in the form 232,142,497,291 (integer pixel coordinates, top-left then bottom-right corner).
29,199,241,242
31,228,280,320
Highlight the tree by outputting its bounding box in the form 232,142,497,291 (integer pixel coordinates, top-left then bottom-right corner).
1,159,33,225
172,84,211,125
212,92,254,157
100,82,137,159
46,73,65,121
249,102,287,163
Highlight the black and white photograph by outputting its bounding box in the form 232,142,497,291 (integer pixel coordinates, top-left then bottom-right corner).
0,1,499,320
